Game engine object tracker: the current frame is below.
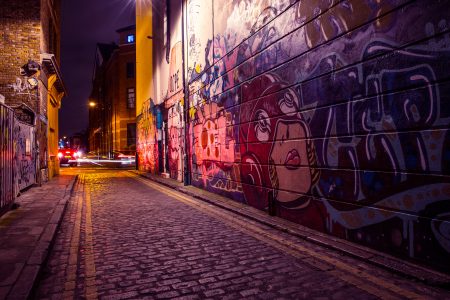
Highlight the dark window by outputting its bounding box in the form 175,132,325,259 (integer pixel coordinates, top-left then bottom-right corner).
126,62,134,78
127,34,135,43
127,123,136,146
127,88,135,109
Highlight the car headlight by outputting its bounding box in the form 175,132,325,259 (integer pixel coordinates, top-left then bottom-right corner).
57,152,63,158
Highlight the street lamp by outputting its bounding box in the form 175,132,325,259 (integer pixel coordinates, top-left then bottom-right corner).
89,101,97,108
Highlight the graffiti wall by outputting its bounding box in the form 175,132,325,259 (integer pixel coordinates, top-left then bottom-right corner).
165,41,184,181
137,98,160,174
185,0,450,270
0,103,15,214
14,119,36,192
138,0,185,181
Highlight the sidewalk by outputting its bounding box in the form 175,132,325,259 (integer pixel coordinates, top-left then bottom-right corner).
0,174,77,300
131,170,450,288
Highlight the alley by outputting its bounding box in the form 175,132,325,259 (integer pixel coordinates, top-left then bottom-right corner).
33,169,450,299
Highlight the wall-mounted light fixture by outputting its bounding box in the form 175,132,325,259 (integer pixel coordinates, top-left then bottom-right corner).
20,60,40,77
27,77,39,88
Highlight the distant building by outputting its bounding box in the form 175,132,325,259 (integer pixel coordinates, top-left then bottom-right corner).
88,25,136,156
69,130,88,153
88,43,117,154
0,0,67,185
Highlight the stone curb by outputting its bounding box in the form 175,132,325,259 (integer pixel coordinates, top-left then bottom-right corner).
6,175,78,300
132,170,450,289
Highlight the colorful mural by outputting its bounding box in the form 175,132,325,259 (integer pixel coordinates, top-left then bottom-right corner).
137,98,159,174
187,0,212,79
190,100,242,198
14,120,36,192
167,97,183,181
136,0,450,270
166,42,184,181
139,0,185,181
0,103,15,212
184,0,450,271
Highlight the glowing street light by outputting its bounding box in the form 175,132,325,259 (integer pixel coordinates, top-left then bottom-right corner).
89,101,97,107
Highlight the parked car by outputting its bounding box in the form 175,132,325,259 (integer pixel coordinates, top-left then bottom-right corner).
57,148,81,166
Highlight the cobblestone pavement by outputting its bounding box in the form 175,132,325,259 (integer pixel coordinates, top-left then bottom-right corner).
34,169,450,299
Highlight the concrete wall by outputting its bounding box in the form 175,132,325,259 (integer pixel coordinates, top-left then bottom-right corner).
136,0,153,118
47,82,60,179
42,0,62,179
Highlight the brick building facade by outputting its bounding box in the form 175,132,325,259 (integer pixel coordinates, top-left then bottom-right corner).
0,0,66,183
89,26,136,156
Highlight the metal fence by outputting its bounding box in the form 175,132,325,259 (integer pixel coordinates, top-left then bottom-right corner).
0,103,15,215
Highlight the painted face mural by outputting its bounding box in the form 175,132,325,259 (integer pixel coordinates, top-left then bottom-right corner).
240,73,319,211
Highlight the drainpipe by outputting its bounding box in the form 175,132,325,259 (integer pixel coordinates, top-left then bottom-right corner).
181,0,190,186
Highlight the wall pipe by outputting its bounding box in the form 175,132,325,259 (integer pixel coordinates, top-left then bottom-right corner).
181,0,190,186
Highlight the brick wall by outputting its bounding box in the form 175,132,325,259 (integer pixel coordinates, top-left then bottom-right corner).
0,0,41,111
184,0,450,271
103,34,136,153
116,43,136,152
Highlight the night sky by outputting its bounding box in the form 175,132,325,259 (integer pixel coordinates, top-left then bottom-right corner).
59,0,135,137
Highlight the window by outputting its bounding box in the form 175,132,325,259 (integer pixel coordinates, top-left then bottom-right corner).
127,123,136,147
127,88,135,109
127,34,135,43
126,62,134,78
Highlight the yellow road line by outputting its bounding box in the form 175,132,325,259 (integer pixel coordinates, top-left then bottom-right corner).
63,174,84,299
130,173,428,300
84,185,98,299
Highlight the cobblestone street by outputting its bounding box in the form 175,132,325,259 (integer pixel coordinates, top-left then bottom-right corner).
34,169,450,299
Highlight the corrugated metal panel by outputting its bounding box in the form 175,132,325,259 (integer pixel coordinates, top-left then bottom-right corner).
0,103,15,214
14,120,36,190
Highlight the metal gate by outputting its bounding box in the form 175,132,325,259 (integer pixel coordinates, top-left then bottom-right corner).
14,120,36,191
0,103,15,215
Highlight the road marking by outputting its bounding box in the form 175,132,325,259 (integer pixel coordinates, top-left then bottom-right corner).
63,174,84,299
130,173,429,300
84,185,98,299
